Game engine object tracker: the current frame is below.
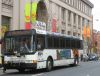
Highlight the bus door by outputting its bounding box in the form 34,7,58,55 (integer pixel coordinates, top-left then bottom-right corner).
36,34,45,61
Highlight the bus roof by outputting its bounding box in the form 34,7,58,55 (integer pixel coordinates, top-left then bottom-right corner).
4,29,81,40
46,32,80,40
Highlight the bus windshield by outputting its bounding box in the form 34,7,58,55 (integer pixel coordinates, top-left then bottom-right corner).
5,35,36,55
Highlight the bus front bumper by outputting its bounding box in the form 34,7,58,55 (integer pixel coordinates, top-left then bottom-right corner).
4,63,37,69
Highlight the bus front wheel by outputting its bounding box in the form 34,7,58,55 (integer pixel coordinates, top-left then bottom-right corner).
46,58,53,72
18,69,25,73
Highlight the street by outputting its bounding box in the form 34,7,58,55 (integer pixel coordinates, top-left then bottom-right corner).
0,61,100,76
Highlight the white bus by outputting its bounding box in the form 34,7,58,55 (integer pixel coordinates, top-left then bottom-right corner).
3,29,83,72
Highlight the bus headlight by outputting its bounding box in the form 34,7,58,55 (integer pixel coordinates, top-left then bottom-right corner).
25,60,37,63
33,60,37,63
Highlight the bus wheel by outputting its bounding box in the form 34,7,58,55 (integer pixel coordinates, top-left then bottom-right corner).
18,69,25,73
3,68,6,73
46,58,53,72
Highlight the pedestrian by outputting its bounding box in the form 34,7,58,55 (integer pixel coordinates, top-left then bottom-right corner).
73,49,79,64
81,54,83,61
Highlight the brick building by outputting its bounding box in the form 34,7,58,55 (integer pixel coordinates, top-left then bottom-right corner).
93,30,100,55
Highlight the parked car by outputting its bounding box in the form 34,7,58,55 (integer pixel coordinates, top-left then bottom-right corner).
88,54,98,61
83,54,89,62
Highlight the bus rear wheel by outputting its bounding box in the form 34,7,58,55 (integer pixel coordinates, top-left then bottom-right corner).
46,58,53,72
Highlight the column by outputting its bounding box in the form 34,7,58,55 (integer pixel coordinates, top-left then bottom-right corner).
76,14,78,37
19,0,26,29
65,9,68,34
12,0,19,30
59,7,62,33
80,16,83,39
46,0,50,31
47,1,52,32
71,12,74,36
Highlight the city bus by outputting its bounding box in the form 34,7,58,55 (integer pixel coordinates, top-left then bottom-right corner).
3,29,83,72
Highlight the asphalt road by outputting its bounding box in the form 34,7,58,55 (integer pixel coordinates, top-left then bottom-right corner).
0,61,100,76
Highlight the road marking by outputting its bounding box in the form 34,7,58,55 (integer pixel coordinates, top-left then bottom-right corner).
32,73,44,76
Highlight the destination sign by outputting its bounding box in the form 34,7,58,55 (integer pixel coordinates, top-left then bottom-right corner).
5,30,36,36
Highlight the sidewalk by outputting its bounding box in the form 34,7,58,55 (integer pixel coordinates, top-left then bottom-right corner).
0,67,3,70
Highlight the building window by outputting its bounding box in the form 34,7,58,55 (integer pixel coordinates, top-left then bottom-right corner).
85,5,87,13
68,31,71,35
62,7,66,21
78,16,81,25
73,32,76,36
78,33,80,37
1,15,11,30
77,0,79,9
67,0,69,4
75,0,77,8
83,3,85,13
70,0,72,5
82,18,85,27
68,10,71,22
80,1,82,11
88,7,89,15
73,0,75,7
79,1,81,10
89,7,92,16
72,0,74,6
74,13,76,24
61,30,65,34
48,1,52,16
81,2,83,12
62,0,66,2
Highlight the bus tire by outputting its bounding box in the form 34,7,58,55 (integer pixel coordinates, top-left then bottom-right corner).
46,58,53,72
18,69,25,73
